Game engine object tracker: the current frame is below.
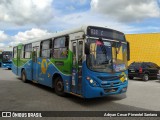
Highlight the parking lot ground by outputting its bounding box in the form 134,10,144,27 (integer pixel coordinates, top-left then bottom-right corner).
0,68,160,119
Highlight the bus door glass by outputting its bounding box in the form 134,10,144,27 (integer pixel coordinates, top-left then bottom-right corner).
71,40,83,95
32,46,39,81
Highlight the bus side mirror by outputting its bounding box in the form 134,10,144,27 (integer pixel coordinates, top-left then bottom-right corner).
127,42,130,61
85,43,90,55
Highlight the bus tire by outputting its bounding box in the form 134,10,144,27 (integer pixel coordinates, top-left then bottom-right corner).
54,77,65,96
21,70,27,83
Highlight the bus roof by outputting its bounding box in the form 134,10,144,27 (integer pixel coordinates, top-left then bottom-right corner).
14,25,89,47
14,25,124,47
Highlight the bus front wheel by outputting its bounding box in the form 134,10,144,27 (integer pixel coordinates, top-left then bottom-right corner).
21,70,27,83
54,77,65,96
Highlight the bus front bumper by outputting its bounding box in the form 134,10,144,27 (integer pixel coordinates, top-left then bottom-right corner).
2,63,12,69
84,81,128,98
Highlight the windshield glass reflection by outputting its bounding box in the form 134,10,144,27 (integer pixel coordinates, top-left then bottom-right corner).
87,39,127,73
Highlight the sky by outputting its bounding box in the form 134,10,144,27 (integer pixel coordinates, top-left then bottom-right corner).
0,0,160,48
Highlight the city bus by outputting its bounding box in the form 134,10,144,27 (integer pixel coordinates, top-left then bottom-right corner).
12,25,130,98
1,48,12,69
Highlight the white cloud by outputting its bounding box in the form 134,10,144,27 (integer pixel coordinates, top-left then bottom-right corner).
51,11,139,34
0,31,9,42
91,0,160,22
0,0,54,25
11,28,52,45
0,43,5,47
0,28,52,47
1,0,160,48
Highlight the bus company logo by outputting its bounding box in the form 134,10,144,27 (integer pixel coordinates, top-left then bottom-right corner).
41,59,52,74
2,112,11,117
110,82,114,86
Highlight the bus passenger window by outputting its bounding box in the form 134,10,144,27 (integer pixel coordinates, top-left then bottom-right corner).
53,37,68,59
24,44,32,59
13,47,17,58
21,46,24,58
41,40,51,58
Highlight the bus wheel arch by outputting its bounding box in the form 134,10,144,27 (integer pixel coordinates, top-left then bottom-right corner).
52,73,65,96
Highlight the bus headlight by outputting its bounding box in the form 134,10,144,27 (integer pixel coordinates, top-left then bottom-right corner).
90,79,93,84
86,76,99,87
125,76,128,81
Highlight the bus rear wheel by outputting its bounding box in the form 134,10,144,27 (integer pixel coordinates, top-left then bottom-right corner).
21,70,27,83
54,77,65,96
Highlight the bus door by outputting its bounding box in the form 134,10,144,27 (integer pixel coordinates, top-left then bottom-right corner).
71,40,83,95
32,46,39,81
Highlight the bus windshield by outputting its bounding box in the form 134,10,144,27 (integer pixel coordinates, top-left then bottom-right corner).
2,52,12,63
86,38,127,73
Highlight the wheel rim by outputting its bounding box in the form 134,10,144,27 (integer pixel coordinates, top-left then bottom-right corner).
144,75,148,80
56,80,63,92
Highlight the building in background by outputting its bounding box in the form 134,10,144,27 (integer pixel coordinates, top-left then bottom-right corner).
125,33,160,66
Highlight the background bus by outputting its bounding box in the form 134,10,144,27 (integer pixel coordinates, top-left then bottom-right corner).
12,25,130,98
1,47,13,69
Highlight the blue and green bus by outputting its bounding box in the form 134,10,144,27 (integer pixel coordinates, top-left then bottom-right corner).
1,48,12,69
12,25,130,98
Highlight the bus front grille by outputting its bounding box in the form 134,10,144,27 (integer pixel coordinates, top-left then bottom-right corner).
98,76,120,81
104,88,118,93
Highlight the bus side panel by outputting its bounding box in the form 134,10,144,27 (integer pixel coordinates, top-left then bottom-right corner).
24,60,32,80
36,58,72,90
12,58,18,75
20,59,32,80
12,58,32,79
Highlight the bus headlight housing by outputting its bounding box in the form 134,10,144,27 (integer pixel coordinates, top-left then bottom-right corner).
125,76,128,81
86,76,99,87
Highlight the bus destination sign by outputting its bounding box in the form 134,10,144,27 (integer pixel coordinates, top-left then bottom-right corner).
87,26,125,41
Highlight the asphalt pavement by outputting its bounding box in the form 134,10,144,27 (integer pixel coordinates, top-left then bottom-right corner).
0,68,159,120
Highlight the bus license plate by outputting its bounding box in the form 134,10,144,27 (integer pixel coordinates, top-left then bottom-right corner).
111,89,116,92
